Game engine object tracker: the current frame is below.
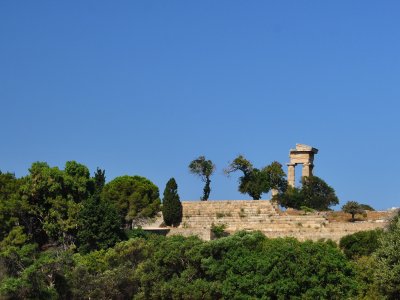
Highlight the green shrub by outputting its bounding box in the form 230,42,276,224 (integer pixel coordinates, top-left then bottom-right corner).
210,223,227,238
360,204,375,211
300,206,315,213
339,229,382,259
125,228,149,239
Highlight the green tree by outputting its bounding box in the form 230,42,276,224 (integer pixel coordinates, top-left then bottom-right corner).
0,226,38,278
189,156,215,201
0,248,72,299
17,161,93,248
0,171,23,242
276,186,303,209
276,176,339,210
342,201,365,222
101,175,161,228
353,255,383,299
225,156,287,200
93,167,106,194
77,193,124,253
63,161,93,202
300,176,339,210
162,178,182,227
264,161,288,196
374,216,400,299
68,237,152,300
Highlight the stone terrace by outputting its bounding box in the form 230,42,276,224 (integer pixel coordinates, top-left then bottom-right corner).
168,200,391,242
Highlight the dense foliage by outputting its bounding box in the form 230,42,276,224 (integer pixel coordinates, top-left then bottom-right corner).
162,178,182,227
374,212,400,299
101,175,161,228
225,156,287,200
1,163,398,299
339,229,382,259
189,156,215,201
0,231,362,299
276,176,339,210
76,193,124,253
0,162,161,280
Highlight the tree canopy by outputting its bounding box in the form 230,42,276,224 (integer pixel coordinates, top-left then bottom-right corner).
101,175,161,228
225,155,287,200
276,176,339,210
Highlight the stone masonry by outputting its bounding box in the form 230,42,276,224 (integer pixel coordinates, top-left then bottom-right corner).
287,144,318,187
167,200,391,242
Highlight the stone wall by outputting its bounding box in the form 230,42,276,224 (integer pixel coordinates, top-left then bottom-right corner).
167,228,211,240
177,200,391,242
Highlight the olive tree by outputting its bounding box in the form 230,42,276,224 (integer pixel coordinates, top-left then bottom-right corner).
342,201,364,222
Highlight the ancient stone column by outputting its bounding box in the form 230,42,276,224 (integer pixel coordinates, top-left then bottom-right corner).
287,163,296,187
302,163,312,178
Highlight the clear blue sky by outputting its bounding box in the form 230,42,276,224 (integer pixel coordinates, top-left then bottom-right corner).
1,1,399,210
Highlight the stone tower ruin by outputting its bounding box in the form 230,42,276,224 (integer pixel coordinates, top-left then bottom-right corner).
287,144,318,187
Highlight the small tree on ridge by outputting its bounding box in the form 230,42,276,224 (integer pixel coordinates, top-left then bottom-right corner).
189,156,215,201
342,201,364,222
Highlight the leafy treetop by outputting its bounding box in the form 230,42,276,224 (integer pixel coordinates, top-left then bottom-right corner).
225,155,287,200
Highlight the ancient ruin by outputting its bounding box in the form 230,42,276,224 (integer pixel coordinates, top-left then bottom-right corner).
287,144,318,187
143,143,392,242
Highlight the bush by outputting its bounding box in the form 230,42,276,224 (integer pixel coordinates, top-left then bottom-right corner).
300,206,315,213
210,223,227,239
125,228,149,239
360,204,375,211
339,229,382,259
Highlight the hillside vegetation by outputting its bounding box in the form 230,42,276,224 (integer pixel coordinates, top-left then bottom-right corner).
0,162,399,299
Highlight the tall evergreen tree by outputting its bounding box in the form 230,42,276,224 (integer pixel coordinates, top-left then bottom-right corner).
77,193,123,253
162,178,182,227
93,167,106,194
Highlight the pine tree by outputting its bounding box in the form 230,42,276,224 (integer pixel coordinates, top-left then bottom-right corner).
93,167,106,194
162,178,182,227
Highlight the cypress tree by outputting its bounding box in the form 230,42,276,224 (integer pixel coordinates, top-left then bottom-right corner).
162,178,182,227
